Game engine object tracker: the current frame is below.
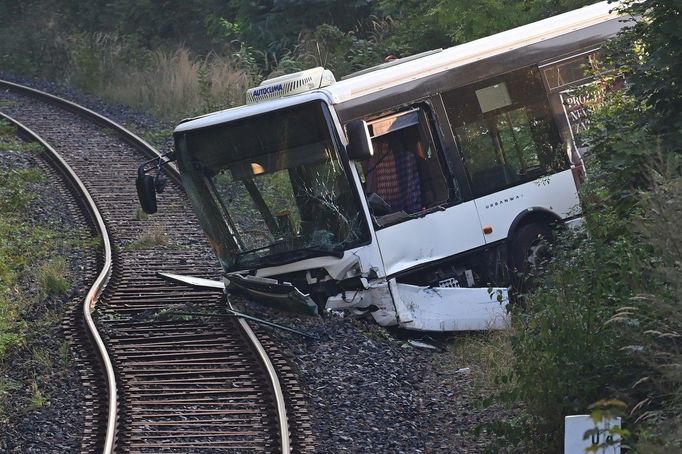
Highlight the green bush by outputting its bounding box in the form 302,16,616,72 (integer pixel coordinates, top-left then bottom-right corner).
482,207,647,451
485,2,682,449
491,103,681,452
626,177,682,450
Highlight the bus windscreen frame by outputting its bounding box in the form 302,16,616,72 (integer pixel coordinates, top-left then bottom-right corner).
175,100,371,271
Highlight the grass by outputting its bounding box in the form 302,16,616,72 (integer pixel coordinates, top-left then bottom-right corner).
0,129,51,359
0,119,16,136
0,168,45,212
0,122,83,422
35,258,70,298
78,233,104,250
31,347,53,375
0,378,21,421
141,128,172,147
132,207,149,221
0,218,58,360
75,42,255,121
58,341,71,369
37,308,65,330
0,321,25,358
0,121,44,153
0,99,17,109
28,380,49,410
447,329,515,395
126,226,169,249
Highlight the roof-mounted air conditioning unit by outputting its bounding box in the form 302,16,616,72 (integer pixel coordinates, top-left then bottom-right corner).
246,67,336,104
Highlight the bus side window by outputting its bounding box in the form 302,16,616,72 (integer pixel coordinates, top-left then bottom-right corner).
541,49,619,162
442,66,565,198
358,107,450,225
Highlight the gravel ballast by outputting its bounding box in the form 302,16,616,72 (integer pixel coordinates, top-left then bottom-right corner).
234,297,502,453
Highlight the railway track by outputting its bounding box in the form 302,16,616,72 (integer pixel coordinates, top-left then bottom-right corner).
0,80,313,453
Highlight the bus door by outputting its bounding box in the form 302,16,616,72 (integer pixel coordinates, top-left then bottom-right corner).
354,103,486,277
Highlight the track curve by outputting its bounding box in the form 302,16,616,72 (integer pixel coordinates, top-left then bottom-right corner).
0,111,118,452
0,80,312,453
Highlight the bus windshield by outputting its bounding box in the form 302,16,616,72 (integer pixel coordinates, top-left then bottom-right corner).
175,100,370,271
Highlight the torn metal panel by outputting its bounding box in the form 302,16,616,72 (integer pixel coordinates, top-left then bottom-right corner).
225,273,319,315
326,281,399,327
157,272,225,290
389,280,509,331
251,244,385,281
326,278,509,331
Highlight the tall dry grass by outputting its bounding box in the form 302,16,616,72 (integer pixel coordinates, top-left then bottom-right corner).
102,48,254,121
630,170,682,450
64,33,255,121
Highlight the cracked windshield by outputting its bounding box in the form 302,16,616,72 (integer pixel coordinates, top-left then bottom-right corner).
178,101,369,270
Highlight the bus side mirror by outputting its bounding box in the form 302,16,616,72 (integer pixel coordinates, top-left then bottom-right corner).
136,167,158,214
135,151,176,215
346,119,374,160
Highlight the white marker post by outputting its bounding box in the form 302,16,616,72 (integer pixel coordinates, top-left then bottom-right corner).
565,415,621,454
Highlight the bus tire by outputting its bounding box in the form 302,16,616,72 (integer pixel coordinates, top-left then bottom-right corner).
508,222,553,291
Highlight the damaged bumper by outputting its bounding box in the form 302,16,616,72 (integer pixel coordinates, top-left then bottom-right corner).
161,271,509,332
224,273,319,315
326,279,509,331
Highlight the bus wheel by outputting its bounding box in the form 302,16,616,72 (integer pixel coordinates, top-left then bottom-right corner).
509,223,553,291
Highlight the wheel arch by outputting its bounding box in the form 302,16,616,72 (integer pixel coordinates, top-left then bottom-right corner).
507,207,563,241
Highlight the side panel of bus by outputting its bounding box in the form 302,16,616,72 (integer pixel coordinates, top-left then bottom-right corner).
376,201,485,276
474,170,580,244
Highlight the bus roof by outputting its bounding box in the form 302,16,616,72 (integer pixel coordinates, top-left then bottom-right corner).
322,1,622,103
175,1,623,133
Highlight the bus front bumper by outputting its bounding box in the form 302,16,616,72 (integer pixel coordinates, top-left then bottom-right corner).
326,278,509,331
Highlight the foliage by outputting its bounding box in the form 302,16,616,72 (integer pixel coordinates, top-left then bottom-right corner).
227,0,375,68
614,0,682,151
100,47,252,120
64,32,146,93
486,125,681,453
626,176,682,450
62,35,254,120
483,1,682,450
284,21,397,78
2,0,611,121
378,0,596,54
487,213,649,451
0,2,71,79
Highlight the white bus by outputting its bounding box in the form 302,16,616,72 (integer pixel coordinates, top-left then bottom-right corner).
138,2,628,331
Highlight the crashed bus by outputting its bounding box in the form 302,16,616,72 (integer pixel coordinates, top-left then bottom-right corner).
137,2,628,331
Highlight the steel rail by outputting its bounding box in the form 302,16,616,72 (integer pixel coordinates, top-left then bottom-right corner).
0,79,174,174
1,79,293,453
0,112,118,453
232,303,291,454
